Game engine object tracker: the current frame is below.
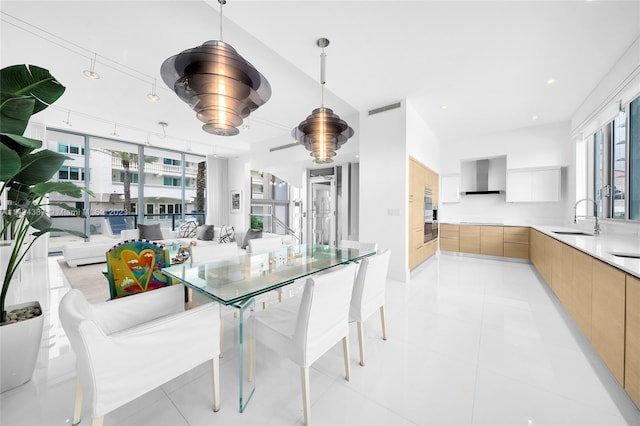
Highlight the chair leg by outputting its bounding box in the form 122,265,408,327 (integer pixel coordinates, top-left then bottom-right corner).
247,335,255,382
380,305,387,340
300,367,311,426
90,417,104,426
72,377,82,426
342,336,351,381
212,357,221,412
356,321,365,366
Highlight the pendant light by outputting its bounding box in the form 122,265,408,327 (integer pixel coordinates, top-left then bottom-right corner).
292,38,353,164
160,0,271,136
147,79,160,101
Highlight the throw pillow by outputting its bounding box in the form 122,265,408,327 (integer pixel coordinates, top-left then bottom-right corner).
196,224,215,241
241,228,262,249
178,221,198,238
218,225,235,243
138,223,163,240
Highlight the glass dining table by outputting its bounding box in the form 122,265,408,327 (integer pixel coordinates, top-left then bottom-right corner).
162,243,375,412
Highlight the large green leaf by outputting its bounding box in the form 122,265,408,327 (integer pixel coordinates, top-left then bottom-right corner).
12,150,69,185
0,65,65,114
0,143,20,180
32,181,87,198
1,133,42,158
0,96,35,136
27,209,52,230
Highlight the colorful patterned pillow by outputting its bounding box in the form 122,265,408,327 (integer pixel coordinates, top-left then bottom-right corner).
178,221,197,238
218,225,235,243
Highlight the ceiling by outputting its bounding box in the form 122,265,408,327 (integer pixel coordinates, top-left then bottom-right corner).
1,1,639,168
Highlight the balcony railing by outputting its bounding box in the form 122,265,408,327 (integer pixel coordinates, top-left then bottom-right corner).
111,157,199,176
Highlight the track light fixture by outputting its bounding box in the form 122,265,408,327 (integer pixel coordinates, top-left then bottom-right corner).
147,79,160,101
83,52,100,80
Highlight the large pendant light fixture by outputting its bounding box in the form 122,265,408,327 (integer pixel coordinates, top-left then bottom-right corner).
292,38,353,164
160,0,271,136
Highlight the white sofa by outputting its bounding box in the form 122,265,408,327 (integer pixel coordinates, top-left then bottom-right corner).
62,226,295,267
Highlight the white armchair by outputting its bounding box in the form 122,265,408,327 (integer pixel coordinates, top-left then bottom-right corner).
59,285,221,426
247,263,357,425
350,249,391,366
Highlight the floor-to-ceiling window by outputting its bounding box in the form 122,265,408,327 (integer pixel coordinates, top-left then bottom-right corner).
579,94,639,222
45,129,205,254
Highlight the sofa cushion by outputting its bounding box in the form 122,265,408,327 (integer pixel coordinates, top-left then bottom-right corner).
138,223,163,240
177,221,198,238
241,228,262,249
218,225,235,243
197,224,215,241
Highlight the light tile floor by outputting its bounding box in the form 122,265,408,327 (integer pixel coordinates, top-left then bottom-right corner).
1,253,640,425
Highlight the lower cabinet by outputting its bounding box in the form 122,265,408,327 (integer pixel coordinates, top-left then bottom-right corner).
459,225,481,254
480,226,503,256
626,275,640,407
503,227,529,259
591,260,626,385
571,248,593,341
440,224,460,252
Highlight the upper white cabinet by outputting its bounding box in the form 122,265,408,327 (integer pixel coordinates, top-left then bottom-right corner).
506,167,561,202
440,174,461,203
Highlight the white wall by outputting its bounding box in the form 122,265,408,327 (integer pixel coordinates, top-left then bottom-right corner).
359,102,408,282
227,158,252,231
439,121,572,225
406,99,441,174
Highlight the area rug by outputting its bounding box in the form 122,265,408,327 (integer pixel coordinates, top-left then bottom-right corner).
57,259,110,303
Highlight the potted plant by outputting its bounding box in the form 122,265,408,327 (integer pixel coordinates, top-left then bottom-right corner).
1,64,90,392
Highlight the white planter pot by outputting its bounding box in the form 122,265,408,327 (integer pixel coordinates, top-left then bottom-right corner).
0,301,44,393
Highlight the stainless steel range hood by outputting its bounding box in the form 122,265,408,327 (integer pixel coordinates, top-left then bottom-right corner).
461,157,506,195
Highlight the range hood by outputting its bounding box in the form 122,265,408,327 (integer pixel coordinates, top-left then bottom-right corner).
461,157,506,195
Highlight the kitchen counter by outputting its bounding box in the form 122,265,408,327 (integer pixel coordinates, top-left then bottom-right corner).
532,225,640,279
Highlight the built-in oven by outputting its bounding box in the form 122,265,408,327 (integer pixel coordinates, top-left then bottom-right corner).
424,185,438,243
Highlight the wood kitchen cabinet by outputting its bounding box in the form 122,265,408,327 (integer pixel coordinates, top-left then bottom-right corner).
439,224,460,252
591,260,626,385
459,225,481,254
626,275,640,407
529,229,546,278
408,157,438,269
503,226,529,259
572,249,593,341
480,226,503,256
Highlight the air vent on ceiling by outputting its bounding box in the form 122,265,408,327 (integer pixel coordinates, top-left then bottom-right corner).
269,142,298,152
368,102,401,115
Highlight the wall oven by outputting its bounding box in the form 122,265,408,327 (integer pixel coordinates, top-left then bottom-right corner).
424,185,438,243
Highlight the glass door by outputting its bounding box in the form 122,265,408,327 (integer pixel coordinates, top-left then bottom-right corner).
310,177,336,246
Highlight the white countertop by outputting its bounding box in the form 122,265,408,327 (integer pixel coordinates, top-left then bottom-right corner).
531,225,640,279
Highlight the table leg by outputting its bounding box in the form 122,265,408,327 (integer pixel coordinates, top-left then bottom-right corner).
236,297,256,412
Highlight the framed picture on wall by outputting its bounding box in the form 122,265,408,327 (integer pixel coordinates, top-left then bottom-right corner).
231,190,241,214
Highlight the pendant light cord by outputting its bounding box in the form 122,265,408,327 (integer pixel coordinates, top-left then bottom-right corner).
320,46,325,107
219,0,225,41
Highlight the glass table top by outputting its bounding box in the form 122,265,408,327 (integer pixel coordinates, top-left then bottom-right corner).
162,244,374,305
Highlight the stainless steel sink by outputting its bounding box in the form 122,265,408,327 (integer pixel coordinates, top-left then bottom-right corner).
552,230,593,236
610,251,640,259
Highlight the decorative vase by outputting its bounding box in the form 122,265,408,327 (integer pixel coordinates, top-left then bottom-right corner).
0,301,44,393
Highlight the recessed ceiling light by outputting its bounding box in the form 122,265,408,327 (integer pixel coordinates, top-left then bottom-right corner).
355,154,359,158
532,115,539,120
441,105,447,110
547,78,556,85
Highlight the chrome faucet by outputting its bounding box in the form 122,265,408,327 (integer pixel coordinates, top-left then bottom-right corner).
573,198,601,235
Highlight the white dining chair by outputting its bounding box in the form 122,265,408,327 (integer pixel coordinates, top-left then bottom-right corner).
339,239,378,254
59,284,221,426
247,262,357,426
350,249,391,366
247,237,286,307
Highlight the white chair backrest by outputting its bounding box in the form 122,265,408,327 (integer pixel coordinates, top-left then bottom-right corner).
339,239,378,254
294,263,357,366
350,249,391,321
247,237,283,254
